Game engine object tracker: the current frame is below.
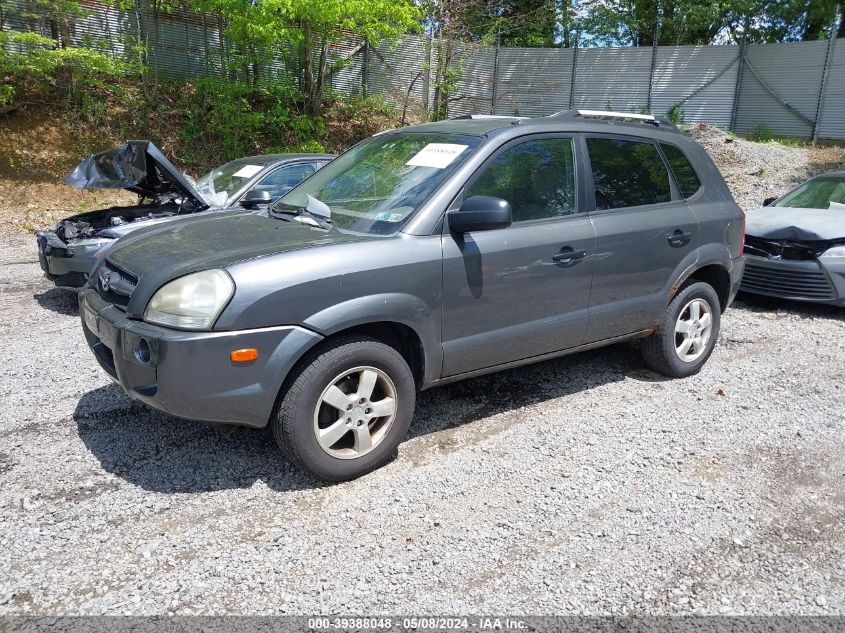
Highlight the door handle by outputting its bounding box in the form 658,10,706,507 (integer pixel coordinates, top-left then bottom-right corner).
553,248,587,266
667,230,692,247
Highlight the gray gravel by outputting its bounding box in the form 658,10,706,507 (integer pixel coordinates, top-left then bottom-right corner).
1,233,843,616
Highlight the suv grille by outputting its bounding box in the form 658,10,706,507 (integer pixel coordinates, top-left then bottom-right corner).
95,260,138,309
741,260,835,300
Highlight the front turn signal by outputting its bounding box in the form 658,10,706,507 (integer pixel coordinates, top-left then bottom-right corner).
230,348,258,363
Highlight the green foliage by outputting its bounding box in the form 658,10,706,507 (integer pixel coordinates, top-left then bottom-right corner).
179,77,327,164
666,104,686,126
0,30,134,106
753,123,774,142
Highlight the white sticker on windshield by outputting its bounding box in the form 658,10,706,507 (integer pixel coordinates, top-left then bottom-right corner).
232,164,263,179
406,143,469,169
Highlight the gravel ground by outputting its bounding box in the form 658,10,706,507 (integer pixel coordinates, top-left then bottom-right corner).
685,125,843,212
0,232,843,616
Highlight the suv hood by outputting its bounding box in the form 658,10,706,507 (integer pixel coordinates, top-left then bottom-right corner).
101,210,373,317
64,140,208,208
746,206,845,241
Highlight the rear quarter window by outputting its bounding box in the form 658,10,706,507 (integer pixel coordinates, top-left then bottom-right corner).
660,143,701,198
586,137,671,210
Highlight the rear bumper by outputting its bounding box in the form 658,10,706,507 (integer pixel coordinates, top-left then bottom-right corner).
739,255,845,306
79,289,324,426
727,255,745,308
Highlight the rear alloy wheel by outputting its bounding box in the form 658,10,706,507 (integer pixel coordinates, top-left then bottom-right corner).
640,281,721,378
273,336,415,481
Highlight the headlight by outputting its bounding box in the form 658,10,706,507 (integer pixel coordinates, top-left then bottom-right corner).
819,245,845,261
67,240,111,255
144,269,234,330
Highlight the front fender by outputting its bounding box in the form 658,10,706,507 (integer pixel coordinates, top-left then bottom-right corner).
303,293,442,386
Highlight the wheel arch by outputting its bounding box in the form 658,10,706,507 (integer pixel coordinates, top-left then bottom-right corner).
301,293,441,388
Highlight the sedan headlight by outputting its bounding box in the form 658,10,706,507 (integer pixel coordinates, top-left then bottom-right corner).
819,245,845,261
144,269,234,330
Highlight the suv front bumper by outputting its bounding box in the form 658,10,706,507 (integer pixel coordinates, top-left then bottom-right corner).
79,289,323,426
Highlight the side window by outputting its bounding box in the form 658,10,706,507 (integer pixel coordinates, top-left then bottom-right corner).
587,137,671,210
660,143,701,198
465,138,577,222
251,163,317,199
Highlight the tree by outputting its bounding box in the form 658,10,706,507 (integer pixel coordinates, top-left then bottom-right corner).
193,0,420,116
577,0,842,46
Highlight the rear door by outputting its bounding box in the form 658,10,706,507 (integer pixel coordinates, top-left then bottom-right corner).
583,135,699,342
440,134,596,376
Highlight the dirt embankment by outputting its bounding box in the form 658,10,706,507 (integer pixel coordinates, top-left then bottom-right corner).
1,109,843,235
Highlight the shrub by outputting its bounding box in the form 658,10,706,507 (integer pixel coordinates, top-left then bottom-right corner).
666,104,686,126
753,124,773,142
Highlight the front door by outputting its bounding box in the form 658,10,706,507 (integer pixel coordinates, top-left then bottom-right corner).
440,136,596,377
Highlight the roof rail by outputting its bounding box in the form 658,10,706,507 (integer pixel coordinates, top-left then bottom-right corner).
546,109,678,130
449,114,529,121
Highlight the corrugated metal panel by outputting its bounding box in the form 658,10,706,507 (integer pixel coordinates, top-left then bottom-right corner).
447,40,495,117
329,38,365,96
3,3,843,140
651,45,738,126
817,41,845,140
734,41,828,138
573,46,652,112
494,47,573,116
368,35,430,107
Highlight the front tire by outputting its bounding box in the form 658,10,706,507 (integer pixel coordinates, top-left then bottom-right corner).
640,281,721,378
272,336,416,481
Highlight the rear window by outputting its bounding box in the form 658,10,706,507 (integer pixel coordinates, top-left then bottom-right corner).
587,138,671,210
660,143,701,198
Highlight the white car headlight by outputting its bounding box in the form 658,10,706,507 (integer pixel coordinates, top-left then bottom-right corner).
819,245,845,261
144,269,234,330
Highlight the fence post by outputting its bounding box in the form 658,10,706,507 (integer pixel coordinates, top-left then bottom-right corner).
729,35,746,133
421,34,432,112
490,27,500,115
646,11,660,112
361,37,369,98
569,32,579,109
813,7,840,142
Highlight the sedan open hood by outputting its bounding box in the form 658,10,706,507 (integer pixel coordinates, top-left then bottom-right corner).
745,206,845,242
63,140,208,209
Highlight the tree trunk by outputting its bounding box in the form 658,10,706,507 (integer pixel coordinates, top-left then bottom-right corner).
307,37,328,117
303,26,314,107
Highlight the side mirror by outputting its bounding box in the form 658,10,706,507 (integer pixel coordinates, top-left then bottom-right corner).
447,196,512,233
240,189,272,208
763,196,777,207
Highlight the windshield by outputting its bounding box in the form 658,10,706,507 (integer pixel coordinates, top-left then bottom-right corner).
275,133,482,234
775,177,845,210
196,158,269,206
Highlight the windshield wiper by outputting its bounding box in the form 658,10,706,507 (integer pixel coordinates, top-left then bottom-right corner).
269,195,333,230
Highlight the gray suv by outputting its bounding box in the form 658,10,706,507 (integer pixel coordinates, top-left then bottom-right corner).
79,110,745,481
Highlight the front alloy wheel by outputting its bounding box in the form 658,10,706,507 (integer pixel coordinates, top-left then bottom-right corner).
273,336,416,481
314,366,397,459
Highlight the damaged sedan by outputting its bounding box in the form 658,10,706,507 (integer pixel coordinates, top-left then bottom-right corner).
35,141,332,286
742,171,845,306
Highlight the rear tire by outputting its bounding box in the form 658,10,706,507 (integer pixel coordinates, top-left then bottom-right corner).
640,281,721,378
272,335,416,481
